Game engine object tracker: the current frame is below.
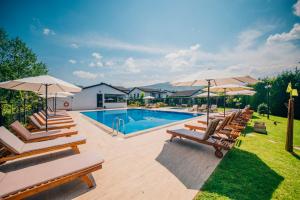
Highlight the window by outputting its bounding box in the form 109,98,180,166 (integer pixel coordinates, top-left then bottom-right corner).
104,94,126,103
137,93,140,98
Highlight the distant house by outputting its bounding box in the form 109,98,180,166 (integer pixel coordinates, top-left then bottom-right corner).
129,87,172,99
51,82,129,110
169,89,202,98
169,89,202,105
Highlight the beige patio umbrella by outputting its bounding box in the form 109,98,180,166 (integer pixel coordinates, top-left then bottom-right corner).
195,92,218,98
0,75,81,131
171,76,258,122
203,84,253,116
226,90,256,96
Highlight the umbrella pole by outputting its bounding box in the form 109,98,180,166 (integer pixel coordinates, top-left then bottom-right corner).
45,84,48,131
55,93,57,115
224,88,226,117
52,97,55,113
206,79,212,124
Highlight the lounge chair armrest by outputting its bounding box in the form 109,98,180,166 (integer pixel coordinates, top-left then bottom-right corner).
184,124,206,131
197,120,208,125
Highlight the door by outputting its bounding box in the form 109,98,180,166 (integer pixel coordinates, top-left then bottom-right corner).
97,93,103,107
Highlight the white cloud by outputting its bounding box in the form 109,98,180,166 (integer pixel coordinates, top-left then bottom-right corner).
43,28,55,36
267,23,300,44
124,57,141,73
70,43,79,48
113,26,300,86
236,30,262,50
89,52,104,67
294,0,300,17
68,59,77,64
73,70,100,80
92,52,102,60
65,34,175,54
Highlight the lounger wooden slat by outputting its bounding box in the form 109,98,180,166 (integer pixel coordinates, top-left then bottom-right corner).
0,152,104,200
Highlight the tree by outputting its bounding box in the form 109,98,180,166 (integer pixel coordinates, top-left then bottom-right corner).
0,28,48,102
249,68,300,119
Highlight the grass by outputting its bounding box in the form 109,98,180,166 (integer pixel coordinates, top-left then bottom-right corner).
194,112,300,200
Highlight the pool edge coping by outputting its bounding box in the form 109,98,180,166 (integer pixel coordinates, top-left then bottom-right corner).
79,109,204,139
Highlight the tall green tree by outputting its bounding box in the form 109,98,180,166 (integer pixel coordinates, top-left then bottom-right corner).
0,28,48,102
249,68,300,119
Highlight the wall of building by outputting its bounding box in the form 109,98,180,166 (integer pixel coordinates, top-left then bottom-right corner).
48,84,127,110
129,88,150,99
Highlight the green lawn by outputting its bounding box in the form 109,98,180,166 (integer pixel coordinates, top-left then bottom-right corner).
194,112,300,200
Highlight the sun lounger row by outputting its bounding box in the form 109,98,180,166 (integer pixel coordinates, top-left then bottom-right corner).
0,109,104,200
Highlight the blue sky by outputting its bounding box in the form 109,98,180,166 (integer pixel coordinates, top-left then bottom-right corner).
1,0,300,87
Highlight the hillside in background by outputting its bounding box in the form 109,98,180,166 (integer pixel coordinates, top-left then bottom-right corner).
140,82,203,91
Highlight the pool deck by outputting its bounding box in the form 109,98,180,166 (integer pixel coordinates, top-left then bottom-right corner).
0,108,225,200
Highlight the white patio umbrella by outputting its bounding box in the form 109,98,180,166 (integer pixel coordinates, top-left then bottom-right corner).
203,84,253,116
143,96,155,100
172,76,258,123
0,75,81,131
143,96,155,104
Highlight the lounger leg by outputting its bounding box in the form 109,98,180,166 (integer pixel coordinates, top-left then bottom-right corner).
71,146,80,154
170,135,176,142
81,175,94,188
213,145,223,158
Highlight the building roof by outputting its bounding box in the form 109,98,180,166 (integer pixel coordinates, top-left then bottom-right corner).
129,87,164,93
233,76,259,85
82,82,129,94
169,89,202,97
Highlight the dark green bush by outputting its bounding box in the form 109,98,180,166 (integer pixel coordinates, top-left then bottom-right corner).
257,103,268,115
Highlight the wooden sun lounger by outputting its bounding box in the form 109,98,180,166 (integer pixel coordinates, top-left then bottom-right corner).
0,126,85,163
28,116,76,131
167,119,232,158
39,111,72,120
33,113,74,125
0,151,104,200
185,114,240,141
42,110,70,118
198,104,207,112
10,121,78,142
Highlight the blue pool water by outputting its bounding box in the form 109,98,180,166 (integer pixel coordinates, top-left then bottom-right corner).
81,109,201,134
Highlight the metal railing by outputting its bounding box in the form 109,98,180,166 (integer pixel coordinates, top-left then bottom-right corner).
112,117,125,135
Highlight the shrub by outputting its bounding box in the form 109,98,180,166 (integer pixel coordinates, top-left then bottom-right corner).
257,103,268,115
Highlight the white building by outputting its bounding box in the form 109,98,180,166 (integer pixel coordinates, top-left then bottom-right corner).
129,87,172,99
49,83,129,110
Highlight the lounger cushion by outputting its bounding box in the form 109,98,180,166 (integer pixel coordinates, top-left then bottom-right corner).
0,127,24,154
169,129,207,140
10,121,78,141
0,172,4,183
21,135,86,153
29,129,78,140
39,112,72,121
34,114,73,125
0,151,104,198
10,121,32,140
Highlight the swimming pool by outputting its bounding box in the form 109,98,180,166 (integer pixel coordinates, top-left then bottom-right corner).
81,109,201,135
